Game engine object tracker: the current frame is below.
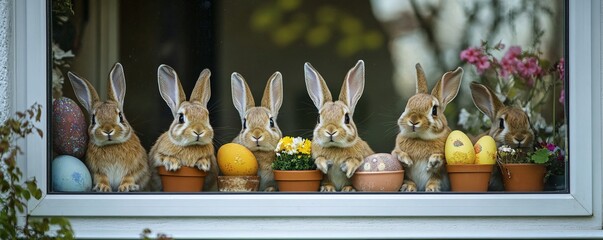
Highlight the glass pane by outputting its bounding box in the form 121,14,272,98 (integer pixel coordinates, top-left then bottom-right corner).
49,0,567,193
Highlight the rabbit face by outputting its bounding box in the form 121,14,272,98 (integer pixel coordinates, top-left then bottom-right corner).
313,101,358,147
398,94,449,140
470,82,534,149
168,102,214,146
231,71,283,152
491,107,534,149
89,102,132,146
238,107,281,152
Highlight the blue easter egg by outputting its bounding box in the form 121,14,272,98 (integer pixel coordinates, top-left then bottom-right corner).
52,155,92,192
52,97,88,158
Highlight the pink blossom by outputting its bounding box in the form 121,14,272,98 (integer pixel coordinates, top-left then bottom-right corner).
516,57,541,85
559,88,565,105
460,47,491,74
499,46,522,78
557,58,565,81
475,55,491,74
460,47,482,63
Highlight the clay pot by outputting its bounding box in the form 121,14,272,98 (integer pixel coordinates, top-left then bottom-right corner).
351,170,404,192
446,164,493,192
158,166,206,192
500,163,546,192
273,170,323,192
217,176,260,192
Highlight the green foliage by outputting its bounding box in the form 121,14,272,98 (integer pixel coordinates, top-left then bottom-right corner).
0,103,74,239
250,0,384,56
530,148,551,164
272,154,315,171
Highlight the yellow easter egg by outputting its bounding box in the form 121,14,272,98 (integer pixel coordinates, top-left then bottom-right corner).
217,143,258,176
445,130,476,164
474,135,497,165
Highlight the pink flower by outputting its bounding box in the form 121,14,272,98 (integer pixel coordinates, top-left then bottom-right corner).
475,55,491,74
516,57,541,85
460,47,491,74
460,47,482,63
499,46,522,78
559,88,565,105
557,58,565,81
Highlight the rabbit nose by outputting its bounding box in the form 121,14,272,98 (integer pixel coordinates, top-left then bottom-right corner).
252,135,263,141
408,120,421,127
102,129,114,136
325,130,338,136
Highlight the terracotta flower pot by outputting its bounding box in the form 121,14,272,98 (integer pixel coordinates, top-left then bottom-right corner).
217,176,260,192
500,163,546,192
273,170,323,192
157,166,206,192
446,164,493,192
351,170,404,192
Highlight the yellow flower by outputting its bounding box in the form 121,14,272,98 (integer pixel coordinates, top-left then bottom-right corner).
277,136,294,153
298,139,312,155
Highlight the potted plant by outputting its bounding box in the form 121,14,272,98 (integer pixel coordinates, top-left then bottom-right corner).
272,136,322,192
538,142,566,191
498,145,550,192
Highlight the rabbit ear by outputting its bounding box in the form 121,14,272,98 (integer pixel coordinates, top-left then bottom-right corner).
261,71,283,117
470,82,503,119
68,71,100,113
190,69,212,106
231,72,255,119
415,63,428,94
108,63,126,110
157,64,186,116
304,62,332,109
432,67,463,109
338,60,365,115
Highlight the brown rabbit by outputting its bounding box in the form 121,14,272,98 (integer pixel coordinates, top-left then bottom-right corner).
470,82,534,191
304,60,375,192
231,72,283,192
148,65,219,191
68,63,150,192
392,63,463,192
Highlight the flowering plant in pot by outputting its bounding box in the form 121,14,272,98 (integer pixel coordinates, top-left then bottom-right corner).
272,136,322,192
497,145,550,192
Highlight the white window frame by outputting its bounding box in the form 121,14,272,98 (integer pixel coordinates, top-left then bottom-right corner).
14,0,602,238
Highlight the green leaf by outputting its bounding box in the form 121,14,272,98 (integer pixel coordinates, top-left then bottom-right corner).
531,149,551,164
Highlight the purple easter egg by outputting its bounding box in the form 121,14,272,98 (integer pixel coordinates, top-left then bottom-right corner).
52,97,88,158
356,153,403,172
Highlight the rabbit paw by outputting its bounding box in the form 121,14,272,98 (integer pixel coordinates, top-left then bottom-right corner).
320,184,337,192
93,183,112,192
315,157,332,174
341,186,356,192
162,156,181,171
194,158,211,172
426,154,444,172
264,187,276,192
400,183,417,192
341,158,361,178
118,183,140,192
425,184,441,192
392,150,413,167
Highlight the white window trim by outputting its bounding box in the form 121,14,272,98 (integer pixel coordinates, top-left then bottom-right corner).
14,0,602,238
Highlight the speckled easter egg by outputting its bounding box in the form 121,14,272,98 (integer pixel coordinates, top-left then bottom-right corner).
52,155,92,192
356,153,403,172
53,97,88,158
